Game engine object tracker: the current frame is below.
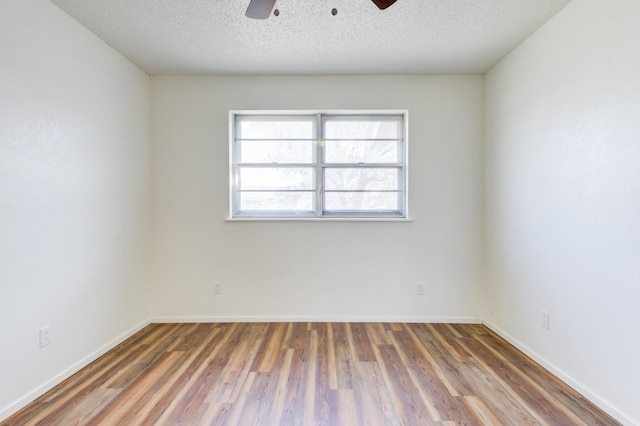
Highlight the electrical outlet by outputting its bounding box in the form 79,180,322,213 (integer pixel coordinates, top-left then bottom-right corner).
214,281,222,295
416,283,425,296
39,325,51,348
541,310,550,330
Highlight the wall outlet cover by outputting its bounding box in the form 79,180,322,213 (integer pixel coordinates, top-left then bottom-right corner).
39,325,51,348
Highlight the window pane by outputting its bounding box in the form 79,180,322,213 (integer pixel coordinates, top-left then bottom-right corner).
240,192,314,212
240,167,314,190
324,140,399,164
325,192,399,212
324,168,398,191
239,140,314,163
324,119,400,140
240,118,314,139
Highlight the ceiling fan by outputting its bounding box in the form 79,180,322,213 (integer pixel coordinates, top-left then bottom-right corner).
245,0,397,19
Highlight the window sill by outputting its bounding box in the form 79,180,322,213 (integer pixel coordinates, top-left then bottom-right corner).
225,217,413,222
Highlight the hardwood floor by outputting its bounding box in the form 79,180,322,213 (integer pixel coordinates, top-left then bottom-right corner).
3,323,619,425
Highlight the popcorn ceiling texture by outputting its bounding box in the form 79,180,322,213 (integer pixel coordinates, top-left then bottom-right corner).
49,0,572,75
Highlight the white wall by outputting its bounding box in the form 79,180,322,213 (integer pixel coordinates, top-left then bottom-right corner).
484,0,640,423
150,75,484,322
0,0,151,419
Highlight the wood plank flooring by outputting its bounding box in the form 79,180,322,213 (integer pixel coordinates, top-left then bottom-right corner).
2,323,619,425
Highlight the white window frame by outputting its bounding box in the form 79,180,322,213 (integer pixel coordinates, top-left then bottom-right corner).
229,110,409,220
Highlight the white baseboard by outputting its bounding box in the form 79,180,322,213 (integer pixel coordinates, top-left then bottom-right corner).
0,319,150,423
151,315,482,324
482,320,635,426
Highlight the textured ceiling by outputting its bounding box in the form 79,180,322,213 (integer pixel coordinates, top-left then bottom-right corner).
49,0,572,75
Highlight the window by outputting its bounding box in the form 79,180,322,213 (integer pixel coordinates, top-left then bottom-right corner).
230,111,408,219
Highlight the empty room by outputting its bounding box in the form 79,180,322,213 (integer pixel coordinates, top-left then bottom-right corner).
1,0,638,424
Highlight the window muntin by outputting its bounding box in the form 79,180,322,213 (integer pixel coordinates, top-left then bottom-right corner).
231,111,407,219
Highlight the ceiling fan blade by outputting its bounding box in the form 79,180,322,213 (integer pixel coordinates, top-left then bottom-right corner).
371,0,397,10
246,0,277,19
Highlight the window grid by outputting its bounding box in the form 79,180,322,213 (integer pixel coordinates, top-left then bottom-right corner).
231,111,407,219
